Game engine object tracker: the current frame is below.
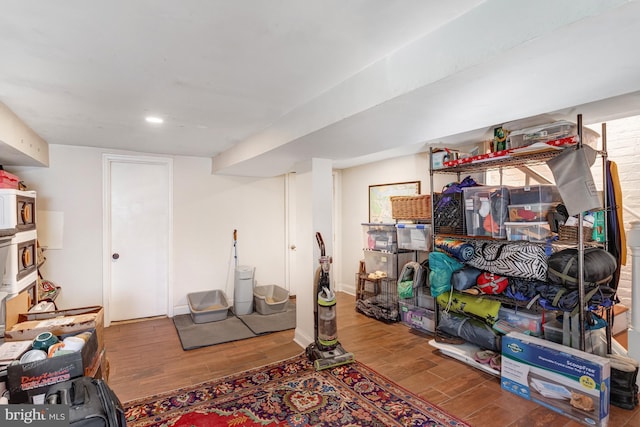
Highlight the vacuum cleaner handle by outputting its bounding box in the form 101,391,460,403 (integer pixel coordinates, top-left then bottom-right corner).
316,232,325,257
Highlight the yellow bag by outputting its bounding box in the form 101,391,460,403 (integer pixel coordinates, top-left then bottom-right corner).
436,291,501,325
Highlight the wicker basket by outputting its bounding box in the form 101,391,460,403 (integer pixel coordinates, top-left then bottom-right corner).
558,225,593,242
390,195,431,220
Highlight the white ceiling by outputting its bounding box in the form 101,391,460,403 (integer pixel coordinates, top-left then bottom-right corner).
1,0,640,176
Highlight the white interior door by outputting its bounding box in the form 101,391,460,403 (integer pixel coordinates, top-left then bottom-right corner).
103,155,172,323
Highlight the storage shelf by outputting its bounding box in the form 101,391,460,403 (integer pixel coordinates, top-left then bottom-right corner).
433,148,569,174
435,234,604,250
429,114,612,362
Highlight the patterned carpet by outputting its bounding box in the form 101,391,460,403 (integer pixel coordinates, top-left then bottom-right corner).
124,353,469,427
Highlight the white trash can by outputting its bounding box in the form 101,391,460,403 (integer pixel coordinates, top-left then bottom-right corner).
234,265,255,315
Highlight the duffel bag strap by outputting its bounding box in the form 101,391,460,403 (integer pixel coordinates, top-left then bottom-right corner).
481,242,506,262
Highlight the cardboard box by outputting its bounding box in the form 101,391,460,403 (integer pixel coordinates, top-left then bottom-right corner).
502,332,610,427
7,306,104,352
7,328,100,403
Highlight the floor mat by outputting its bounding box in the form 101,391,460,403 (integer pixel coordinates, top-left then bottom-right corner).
173,302,296,350
236,301,296,334
173,313,255,350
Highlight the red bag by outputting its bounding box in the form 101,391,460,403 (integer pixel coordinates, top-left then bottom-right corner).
476,272,508,294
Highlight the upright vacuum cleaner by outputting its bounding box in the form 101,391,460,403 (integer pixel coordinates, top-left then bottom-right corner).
306,232,355,371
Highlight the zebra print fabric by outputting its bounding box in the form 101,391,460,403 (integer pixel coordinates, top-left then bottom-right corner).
467,241,548,281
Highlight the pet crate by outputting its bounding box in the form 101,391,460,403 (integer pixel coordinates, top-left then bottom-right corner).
355,276,400,323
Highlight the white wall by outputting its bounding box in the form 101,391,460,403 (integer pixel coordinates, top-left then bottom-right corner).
337,153,440,293
10,145,287,314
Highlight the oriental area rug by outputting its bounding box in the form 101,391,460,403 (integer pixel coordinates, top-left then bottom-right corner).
124,353,470,427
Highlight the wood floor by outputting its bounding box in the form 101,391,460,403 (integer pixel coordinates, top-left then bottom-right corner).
104,292,640,426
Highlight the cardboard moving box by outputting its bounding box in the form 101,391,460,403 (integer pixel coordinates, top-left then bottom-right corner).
7,328,100,403
6,306,104,352
502,332,610,427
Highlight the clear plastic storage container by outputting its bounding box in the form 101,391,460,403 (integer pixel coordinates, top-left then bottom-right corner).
363,250,415,279
395,224,431,251
509,185,562,205
505,221,552,242
498,306,545,336
399,301,435,333
463,186,510,238
508,202,558,222
508,120,599,148
362,223,397,251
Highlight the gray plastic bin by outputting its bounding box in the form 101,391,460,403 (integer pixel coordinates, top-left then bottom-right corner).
187,290,230,323
253,285,289,315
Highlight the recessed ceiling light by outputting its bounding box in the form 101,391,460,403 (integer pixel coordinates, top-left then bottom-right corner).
145,116,164,124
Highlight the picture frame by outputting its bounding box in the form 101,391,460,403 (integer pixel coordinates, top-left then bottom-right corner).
368,181,420,223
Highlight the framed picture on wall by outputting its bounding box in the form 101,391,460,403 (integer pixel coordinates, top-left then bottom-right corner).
368,181,420,223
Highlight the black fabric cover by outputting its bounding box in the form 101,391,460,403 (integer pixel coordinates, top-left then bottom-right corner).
46,377,126,426
547,247,617,289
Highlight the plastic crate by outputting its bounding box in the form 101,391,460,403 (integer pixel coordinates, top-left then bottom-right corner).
432,192,465,235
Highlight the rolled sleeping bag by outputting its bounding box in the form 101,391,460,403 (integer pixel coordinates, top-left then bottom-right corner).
547,247,617,289
435,237,475,262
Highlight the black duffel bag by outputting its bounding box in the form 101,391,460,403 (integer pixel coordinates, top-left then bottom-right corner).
547,247,617,289
46,376,126,427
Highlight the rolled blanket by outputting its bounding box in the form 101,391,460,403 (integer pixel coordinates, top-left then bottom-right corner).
435,237,475,262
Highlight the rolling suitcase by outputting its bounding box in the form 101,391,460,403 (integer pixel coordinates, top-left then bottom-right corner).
45,376,126,427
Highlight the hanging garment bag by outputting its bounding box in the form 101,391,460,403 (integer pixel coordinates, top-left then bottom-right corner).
546,145,602,217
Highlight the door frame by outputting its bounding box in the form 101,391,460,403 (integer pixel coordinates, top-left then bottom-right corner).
102,153,174,327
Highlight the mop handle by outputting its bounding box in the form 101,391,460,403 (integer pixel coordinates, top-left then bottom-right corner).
233,229,238,267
